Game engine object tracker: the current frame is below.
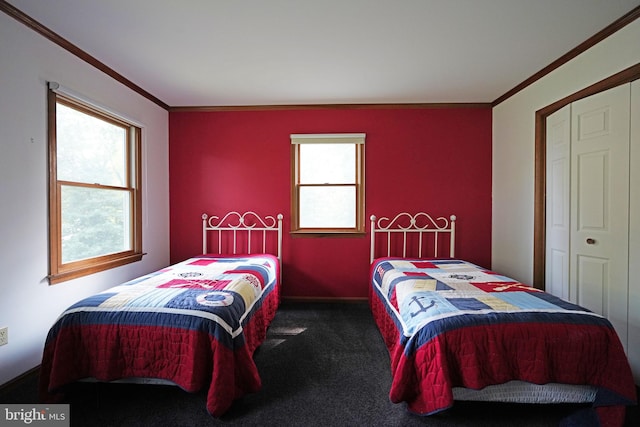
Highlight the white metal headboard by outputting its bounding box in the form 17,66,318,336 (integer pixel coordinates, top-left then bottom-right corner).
202,211,283,262
370,212,456,262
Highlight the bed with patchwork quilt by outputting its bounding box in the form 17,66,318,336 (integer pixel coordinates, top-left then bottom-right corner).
39,212,283,416
369,213,636,426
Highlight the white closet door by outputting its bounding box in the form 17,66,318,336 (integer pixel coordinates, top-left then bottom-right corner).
629,79,639,384
545,105,571,300
570,84,630,351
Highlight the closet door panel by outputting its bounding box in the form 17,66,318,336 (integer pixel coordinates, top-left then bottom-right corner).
629,79,640,384
575,255,608,314
545,105,571,300
575,151,607,230
570,84,630,351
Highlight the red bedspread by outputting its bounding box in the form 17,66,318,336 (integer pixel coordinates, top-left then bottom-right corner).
39,254,280,416
369,258,637,426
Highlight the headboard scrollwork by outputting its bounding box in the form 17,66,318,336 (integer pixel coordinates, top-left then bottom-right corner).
202,211,283,261
370,212,456,262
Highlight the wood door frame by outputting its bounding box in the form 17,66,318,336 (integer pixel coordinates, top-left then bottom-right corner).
533,63,640,289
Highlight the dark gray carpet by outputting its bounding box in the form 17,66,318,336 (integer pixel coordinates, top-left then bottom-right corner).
1,301,637,426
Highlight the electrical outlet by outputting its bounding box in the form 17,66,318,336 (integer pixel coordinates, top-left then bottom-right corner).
0,327,8,346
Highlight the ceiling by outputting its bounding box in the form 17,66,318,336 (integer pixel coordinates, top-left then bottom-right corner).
5,0,640,108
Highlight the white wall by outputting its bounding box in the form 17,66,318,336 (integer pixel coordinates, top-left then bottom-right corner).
0,13,170,385
492,19,640,284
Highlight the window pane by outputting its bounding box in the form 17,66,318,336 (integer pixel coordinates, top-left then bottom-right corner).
57,103,127,187
61,185,131,263
299,144,355,184
299,186,355,228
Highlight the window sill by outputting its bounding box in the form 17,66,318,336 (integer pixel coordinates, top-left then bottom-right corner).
290,230,366,238
48,252,144,285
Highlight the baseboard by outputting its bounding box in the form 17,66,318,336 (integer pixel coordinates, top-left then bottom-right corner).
0,366,40,394
281,296,368,303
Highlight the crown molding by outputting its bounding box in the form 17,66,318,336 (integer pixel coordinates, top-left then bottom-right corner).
0,0,169,110
493,5,640,107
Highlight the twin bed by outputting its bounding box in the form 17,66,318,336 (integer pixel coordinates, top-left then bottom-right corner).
369,212,636,425
39,210,637,423
39,211,283,416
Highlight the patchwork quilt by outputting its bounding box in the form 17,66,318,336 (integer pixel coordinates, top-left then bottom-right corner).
370,258,636,426
40,254,280,416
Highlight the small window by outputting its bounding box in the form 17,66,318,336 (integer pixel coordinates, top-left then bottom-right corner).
291,133,365,234
48,86,143,284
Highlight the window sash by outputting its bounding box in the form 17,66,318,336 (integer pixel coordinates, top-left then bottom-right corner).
56,101,129,187
48,88,143,284
291,134,365,234
298,184,357,228
59,183,134,263
299,143,356,185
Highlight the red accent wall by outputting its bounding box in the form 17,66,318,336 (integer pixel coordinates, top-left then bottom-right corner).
169,107,492,299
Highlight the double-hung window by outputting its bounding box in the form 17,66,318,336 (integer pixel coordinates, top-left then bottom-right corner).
48,85,143,284
291,133,365,234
